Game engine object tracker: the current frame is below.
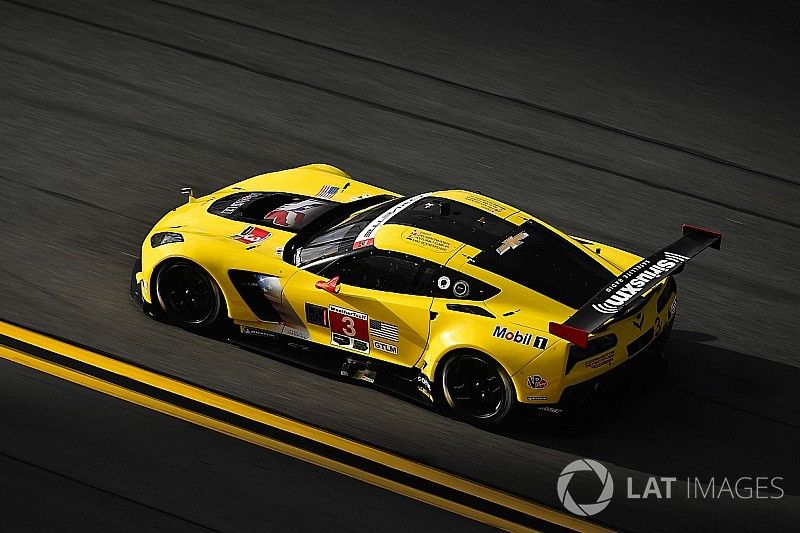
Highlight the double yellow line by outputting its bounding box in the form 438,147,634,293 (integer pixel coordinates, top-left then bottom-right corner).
0,320,610,532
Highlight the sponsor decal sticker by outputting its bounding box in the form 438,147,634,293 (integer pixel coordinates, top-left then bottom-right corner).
221,192,262,215
527,396,547,401
329,305,370,354
241,325,274,338
527,375,548,389
437,276,451,290
404,229,452,252
592,252,690,314
352,238,374,250
585,351,614,369
373,340,398,355
231,226,271,244
669,298,677,320
316,185,339,199
496,231,528,255
492,326,549,350
417,374,433,402
369,319,399,342
464,194,507,214
282,325,310,340
633,312,645,330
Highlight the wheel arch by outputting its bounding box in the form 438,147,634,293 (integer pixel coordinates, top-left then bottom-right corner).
150,256,234,319
429,347,517,400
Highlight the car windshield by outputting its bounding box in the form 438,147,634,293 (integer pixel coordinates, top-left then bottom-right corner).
295,198,404,265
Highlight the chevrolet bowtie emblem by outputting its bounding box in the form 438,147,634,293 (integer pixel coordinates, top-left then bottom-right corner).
496,231,529,255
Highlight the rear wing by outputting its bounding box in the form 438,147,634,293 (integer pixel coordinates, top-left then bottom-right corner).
549,224,722,347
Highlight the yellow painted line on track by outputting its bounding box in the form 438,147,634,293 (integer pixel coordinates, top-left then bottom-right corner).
0,321,613,533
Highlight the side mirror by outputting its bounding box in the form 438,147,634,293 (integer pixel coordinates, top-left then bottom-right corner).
180,187,196,203
315,276,341,294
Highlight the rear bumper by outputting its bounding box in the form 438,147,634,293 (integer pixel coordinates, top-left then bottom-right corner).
557,320,672,406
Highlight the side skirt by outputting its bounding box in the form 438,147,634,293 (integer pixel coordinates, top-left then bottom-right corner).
229,329,435,407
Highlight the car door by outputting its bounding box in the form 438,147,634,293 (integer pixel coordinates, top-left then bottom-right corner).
281,250,434,367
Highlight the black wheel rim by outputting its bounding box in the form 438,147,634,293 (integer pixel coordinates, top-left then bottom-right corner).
443,355,506,419
157,263,216,325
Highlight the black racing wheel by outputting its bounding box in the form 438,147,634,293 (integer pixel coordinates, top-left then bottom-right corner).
440,352,516,426
154,260,227,331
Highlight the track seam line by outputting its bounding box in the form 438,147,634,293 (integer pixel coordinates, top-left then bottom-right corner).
0,172,150,224
0,449,225,532
6,0,797,230
0,42,443,192
152,0,800,187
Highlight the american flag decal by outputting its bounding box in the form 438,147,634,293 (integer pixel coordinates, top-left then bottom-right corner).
316,185,339,199
369,319,399,342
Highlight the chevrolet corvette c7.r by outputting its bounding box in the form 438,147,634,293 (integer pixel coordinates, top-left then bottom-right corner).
131,164,721,425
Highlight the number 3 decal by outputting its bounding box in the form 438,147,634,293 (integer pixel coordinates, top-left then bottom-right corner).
341,316,356,337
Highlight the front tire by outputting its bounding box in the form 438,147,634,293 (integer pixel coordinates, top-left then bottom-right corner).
440,352,516,427
154,260,227,332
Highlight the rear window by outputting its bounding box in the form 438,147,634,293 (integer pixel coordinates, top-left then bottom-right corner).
471,221,614,308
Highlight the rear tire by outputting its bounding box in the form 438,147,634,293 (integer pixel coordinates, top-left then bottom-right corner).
439,352,516,427
154,260,227,332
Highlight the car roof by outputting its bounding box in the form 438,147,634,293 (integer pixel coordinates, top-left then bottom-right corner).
366,190,532,265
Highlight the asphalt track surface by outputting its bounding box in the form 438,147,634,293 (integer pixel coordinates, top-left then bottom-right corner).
0,357,492,532
1,0,799,531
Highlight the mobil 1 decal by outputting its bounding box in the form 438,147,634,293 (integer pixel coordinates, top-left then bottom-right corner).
329,305,370,354
492,325,548,350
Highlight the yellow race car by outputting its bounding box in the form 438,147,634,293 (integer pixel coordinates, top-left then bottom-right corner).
131,164,721,426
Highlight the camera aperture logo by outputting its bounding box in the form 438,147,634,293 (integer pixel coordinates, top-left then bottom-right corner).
557,459,614,516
